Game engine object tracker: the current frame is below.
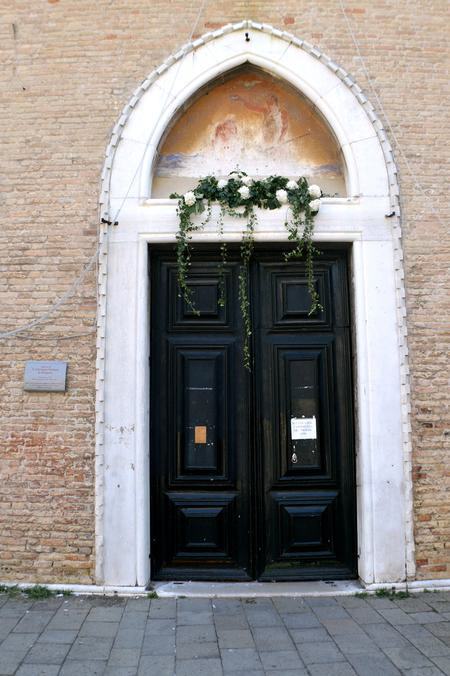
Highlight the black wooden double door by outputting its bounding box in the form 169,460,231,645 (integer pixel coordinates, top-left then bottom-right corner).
150,246,356,581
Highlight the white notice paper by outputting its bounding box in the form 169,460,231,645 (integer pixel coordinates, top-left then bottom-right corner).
291,416,317,440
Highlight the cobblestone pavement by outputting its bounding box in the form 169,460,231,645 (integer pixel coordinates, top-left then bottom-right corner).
1,591,450,675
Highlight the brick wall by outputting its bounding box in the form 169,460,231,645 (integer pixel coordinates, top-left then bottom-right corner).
0,0,448,582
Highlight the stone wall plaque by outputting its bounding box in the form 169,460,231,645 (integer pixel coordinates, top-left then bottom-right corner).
24,360,67,392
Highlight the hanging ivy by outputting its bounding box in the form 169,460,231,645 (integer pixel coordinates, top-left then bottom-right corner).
170,172,322,370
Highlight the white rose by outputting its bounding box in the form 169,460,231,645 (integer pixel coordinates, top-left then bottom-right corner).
276,189,289,205
217,179,228,189
238,185,250,200
229,171,241,180
309,199,321,212
241,175,253,186
287,180,298,190
308,184,321,199
183,191,196,207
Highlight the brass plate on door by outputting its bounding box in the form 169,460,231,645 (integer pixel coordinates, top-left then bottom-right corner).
195,426,207,444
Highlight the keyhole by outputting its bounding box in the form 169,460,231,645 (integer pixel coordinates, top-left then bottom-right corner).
291,452,298,464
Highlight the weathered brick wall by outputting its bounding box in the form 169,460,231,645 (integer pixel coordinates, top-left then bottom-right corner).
0,0,448,583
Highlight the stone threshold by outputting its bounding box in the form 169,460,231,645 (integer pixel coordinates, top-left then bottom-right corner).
1,578,450,597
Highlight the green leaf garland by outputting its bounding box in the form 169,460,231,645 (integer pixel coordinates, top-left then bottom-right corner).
170,172,322,370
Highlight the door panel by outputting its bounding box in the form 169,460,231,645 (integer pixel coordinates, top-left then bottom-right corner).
150,246,356,581
151,255,252,580
256,256,355,580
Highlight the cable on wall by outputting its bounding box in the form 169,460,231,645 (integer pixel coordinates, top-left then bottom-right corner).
0,0,209,342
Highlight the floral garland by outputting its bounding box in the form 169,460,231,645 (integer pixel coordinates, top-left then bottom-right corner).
170,172,322,369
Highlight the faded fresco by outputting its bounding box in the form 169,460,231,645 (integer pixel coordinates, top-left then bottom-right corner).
152,68,346,197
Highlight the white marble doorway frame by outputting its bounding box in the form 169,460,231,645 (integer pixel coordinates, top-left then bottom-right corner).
96,21,414,587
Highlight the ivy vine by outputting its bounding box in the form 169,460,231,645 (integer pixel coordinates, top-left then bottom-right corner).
170,172,322,370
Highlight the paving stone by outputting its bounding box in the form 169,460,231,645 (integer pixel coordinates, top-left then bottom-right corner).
366,597,396,610
89,599,126,610
347,606,385,624
32,599,64,612
38,629,79,643
141,632,175,655
431,656,450,675
0,650,24,675
178,598,211,612
281,612,320,629
428,623,450,639
177,623,216,643
119,613,148,630
47,609,89,630
308,663,358,676
217,628,255,648
313,605,351,620
298,640,345,664
393,598,434,613
338,597,372,609
333,634,382,656
1,592,450,676
66,636,114,661
212,599,243,614
403,668,447,676
113,628,144,649
306,597,339,607
148,600,176,619
176,657,223,675
252,625,295,651
107,647,140,667
397,623,450,657
79,621,120,638
259,649,305,670
347,653,401,675
138,654,175,675
427,603,450,615
59,660,108,675
321,618,366,636
144,619,176,634
16,666,61,676
409,612,446,623
23,642,70,665
244,598,273,608
104,667,137,676
244,608,282,627
0,631,38,655
363,622,409,647
376,607,415,625
0,617,19,639
87,607,124,623
272,597,310,613
214,613,249,630
126,598,151,612
382,644,435,670
176,640,219,658
289,627,331,644
0,601,33,618
264,671,308,676
13,610,54,633
223,671,264,676
177,610,213,625
221,647,263,671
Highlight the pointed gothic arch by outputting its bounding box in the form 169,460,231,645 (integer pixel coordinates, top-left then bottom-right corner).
96,21,413,588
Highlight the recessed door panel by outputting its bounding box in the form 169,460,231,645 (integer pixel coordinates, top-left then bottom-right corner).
268,341,334,481
173,347,227,477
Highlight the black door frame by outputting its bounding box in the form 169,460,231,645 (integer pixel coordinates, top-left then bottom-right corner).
150,243,357,581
